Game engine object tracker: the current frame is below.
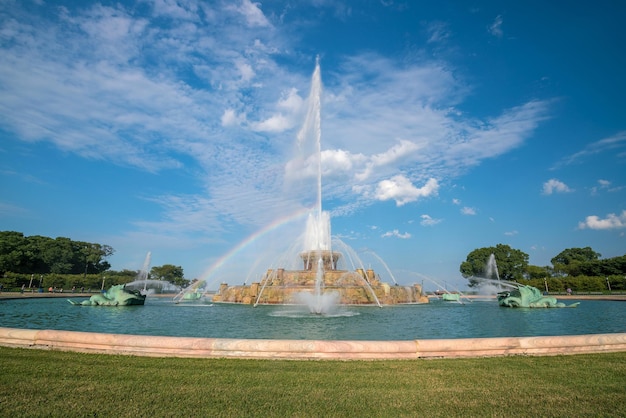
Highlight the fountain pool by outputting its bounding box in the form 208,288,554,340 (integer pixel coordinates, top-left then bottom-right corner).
0,296,624,341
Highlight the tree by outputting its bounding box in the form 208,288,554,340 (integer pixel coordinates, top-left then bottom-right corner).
77,243,114,276
42,237,74,274
0,231,114,275
150,264,185,286
526,265,552,280
0,231,27,274
551,247,600,276
460,244,529,287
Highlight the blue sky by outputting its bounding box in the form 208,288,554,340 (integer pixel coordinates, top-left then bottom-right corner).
1,0,624,291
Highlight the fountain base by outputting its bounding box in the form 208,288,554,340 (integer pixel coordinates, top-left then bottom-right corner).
213,264,428,306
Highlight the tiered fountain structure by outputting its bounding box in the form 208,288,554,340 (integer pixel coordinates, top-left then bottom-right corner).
212,214,427,308
211,59,427,310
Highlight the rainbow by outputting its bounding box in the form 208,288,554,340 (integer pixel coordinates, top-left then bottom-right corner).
197,207,313,288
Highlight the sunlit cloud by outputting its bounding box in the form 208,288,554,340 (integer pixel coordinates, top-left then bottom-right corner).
381,229,411,239
420,214,442,226
542,179,573,195
374,176,439,206
461,206,476,215
0,1,552,241
578,210,626,230
228,0,272,27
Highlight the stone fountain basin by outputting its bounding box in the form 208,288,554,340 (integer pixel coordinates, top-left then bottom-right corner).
1,327,625,359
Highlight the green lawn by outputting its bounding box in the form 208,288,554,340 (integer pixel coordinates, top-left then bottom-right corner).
1,347,625,417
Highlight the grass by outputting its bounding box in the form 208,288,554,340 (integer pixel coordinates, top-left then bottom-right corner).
1,347,625,417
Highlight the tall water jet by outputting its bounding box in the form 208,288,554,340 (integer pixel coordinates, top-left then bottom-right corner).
485,253,500,281
211,59,427,307
294,57,337,313
473,253,502,296
139,251,151,292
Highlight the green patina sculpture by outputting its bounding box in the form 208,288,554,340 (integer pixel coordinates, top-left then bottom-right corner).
69,284,146,306
182,291,202,300
497,284,579,308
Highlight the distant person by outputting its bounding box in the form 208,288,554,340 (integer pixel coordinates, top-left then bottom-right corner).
567,288,572,296
0,283,3,293
21,284,25,293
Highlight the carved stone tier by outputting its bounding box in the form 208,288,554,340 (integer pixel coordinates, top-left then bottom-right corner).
299,250,342,271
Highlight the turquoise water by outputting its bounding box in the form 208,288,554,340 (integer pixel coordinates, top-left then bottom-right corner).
0,297,624,340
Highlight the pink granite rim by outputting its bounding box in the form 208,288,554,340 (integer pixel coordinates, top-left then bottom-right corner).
1,327,624,360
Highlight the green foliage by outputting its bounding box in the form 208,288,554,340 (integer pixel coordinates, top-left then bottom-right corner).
0,271,138,292
0,231,113,275
551,247,601,276
150,264,185,286
460,244,529,286
525,264,553,280
461,244,625,291
523,275,625,293
1,347,625,417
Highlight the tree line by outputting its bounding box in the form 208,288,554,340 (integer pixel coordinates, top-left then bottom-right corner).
0,231,188,291
0,231,113,276
460,244,626,292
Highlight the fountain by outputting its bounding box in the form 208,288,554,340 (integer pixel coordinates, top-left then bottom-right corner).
122,252,180,295
211,59,427,309
1,58,621,360
173,279,205,303
497,284,580,308
485,253,500,281
138,251,151,293
477,254,578,308
472,253,503,297
68,284,146,306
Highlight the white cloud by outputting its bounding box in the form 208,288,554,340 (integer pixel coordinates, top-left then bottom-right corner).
420,214,442,226
452,198,461,205
578,210,626,230
374,176,439,206
356,139,421,181
221,108,245,126
322,149,366,175
277,88,304,112
552,131,626,169
253,113,292,132
438,100,551,174
381,229,411,239
426,21,450,44
542,179,572,195
590,179,624,195
461,206,476,215
235,59,255,82
0,2,553,243
152,0,199,20
489,15,503,37
232,0,271,27
504,230,518,236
